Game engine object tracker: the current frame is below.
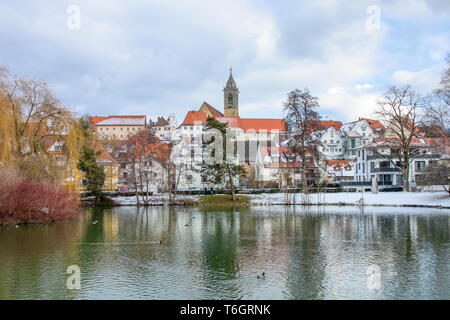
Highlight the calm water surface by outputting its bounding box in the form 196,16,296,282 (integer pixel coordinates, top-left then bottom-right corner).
0,206,449,299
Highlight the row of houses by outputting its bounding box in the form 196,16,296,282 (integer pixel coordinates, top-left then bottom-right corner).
68,69,448,192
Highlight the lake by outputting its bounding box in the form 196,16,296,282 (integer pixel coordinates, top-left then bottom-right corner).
0,206,448,299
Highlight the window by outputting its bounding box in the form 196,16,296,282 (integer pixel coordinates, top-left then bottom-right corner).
415,161,426,172
202,175,207,183
186,175,193,184
228,94,233,104
120,163,126,169
123,172,128,178
121,128,123,131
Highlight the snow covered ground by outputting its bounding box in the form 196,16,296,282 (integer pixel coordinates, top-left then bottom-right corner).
248,191,450,208
111,191,450,208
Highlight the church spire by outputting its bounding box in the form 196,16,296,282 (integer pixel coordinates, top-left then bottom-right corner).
226,66,236,89
223,67,239,116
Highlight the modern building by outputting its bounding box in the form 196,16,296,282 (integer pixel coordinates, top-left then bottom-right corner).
354,138,440,187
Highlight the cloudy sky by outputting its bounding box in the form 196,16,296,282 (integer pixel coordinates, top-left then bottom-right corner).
0,0,449,124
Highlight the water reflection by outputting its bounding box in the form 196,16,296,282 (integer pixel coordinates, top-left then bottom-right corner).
0,206,448,299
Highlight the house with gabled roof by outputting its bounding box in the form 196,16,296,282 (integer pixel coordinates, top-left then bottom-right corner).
46,137,119,192
151,114,178,142
339,118,382,159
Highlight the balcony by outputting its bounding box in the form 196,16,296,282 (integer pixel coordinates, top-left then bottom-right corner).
367,153,440,161
371,167,401,173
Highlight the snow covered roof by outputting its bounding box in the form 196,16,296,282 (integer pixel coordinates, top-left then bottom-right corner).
94,116,146,126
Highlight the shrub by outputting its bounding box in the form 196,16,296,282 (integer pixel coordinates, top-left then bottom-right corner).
0,168,79,225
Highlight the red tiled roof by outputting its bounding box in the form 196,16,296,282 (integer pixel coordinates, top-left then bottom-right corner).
155,117,169,126
201,102,224,117
326,160,354,166
366,137,428,148
360,118,384,131
90,117,108,124
126,130,171,163
94,144,118,164
181,111,208,126
421,125,449,138
307,120,342,131
107,115,146,119
90,115,146,124
424,137,450,154
218,116,287,132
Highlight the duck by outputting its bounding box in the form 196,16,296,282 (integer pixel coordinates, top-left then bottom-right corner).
92,220,98,225
257,272,265,279
159,240,163,244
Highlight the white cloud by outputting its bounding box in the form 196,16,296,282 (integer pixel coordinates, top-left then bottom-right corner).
0,0,448,124
391,66,442,93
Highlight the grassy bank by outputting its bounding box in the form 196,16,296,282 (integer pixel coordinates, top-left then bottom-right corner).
199,195,251,207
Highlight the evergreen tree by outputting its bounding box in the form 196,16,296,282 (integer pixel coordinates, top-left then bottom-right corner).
202,116,245,201
77,115,105,204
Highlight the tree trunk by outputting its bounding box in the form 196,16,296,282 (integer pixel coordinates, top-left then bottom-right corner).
403,151,410,192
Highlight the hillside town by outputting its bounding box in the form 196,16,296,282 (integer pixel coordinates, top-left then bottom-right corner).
53,68,449,197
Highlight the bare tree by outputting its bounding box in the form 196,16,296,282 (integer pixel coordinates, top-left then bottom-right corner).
376,85,426,191
283,88,321,193
417,161,449,195
421,53,450,130
421,91,449,129
436,53,450,107
123,128,163,206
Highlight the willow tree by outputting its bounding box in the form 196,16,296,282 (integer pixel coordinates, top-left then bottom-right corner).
0,69,70,159
63,117,86,194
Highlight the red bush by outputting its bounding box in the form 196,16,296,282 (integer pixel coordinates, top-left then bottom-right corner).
0,170,79,225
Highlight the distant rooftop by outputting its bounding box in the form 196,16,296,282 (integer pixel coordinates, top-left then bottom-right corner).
91,115,146,126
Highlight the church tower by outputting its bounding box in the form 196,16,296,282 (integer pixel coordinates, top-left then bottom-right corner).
223,67,239,117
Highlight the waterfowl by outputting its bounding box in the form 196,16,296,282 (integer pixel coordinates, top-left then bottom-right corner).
159,240,163,244
257,272,265,279
93,220,98,225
